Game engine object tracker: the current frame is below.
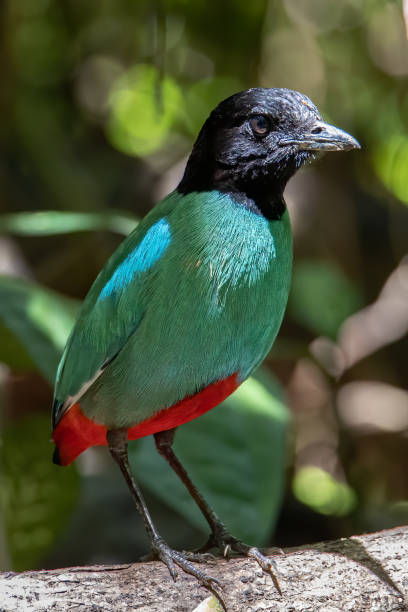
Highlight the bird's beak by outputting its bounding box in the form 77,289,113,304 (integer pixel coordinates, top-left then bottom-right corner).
280,121,360,152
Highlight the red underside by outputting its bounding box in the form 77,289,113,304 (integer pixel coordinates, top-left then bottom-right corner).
52,373,239,466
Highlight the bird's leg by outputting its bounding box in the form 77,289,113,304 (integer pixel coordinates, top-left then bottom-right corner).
106,429,226,610
154,428,283,594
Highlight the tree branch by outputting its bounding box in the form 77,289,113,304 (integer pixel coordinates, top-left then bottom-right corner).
1,526,408,611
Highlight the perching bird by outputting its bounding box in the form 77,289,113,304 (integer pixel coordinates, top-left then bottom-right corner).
52,88,359,606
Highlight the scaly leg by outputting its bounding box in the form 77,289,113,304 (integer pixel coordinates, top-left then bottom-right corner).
154,428,283,595
106,429,226,610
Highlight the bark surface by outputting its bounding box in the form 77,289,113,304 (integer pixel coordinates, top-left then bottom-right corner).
1,526,408,611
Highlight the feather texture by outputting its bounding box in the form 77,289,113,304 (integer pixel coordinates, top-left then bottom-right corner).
53,189,292,433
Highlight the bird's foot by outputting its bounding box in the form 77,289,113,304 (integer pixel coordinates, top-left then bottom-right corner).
180,550,218,564
150,536,226,610
198,524,283,595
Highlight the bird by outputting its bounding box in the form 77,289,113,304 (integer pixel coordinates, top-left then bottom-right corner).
51,87,359,607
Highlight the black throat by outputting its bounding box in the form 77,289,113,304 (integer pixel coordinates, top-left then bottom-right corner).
218,188,286,220
177,157,287,221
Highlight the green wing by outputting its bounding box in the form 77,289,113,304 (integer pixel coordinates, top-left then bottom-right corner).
52,191,179,427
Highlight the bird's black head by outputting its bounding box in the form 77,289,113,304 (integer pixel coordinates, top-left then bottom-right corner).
178,88,359,218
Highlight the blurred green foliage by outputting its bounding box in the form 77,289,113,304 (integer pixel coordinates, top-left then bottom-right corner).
0,276,80,382
107,64,184,155
132,371,289,545
0,0,407,573
1,414,79,571
0,211,138,237
293,466,357,517
289,260,362,339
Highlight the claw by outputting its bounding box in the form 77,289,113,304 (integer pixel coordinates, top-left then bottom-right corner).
198,524,283,596
248,547,282,596
150,537,227,611
248,547,278,573
168,561,178,582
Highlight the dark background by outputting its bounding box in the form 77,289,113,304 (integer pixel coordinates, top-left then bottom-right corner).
1,0,408,572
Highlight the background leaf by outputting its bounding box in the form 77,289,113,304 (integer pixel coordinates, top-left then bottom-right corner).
0,276,79,383
130,369,290,545
0,211,138,237
289,260,362,339
0,414,79,571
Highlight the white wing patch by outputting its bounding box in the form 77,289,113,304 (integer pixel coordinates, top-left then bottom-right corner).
54,365,104,426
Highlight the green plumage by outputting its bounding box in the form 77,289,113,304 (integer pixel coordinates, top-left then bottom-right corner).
54,190,292,429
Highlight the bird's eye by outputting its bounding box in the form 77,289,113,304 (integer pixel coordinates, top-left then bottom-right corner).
249,115,270,136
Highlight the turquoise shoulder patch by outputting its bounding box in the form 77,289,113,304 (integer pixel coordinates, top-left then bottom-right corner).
99,218,171,300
